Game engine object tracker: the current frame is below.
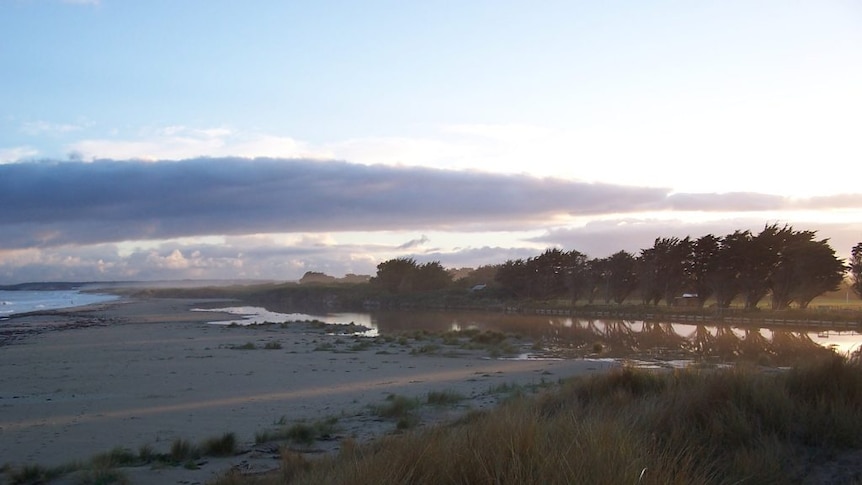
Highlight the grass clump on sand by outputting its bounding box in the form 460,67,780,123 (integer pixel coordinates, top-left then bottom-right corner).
231,342,258,350
169,438,200,463
89,446,142,469
256,418,339,446
370,394,423,430
3,432,239,483
5,464,66,484
163,433,238,466
212,353,862,485
201,432,239,457
426,389,464,406
75,466,131,485
370,394,421,419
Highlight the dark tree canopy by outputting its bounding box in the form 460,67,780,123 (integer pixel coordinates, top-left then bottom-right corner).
738,225,784,309
368,224,848,310
605,250,639,304
371,257,418,293
413,261,452,292
372,258,452,293
690,234,721,307
769,230,845,309
638,237,692,306
851,243,862,299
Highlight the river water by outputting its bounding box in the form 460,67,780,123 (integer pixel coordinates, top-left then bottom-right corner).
194,306,862,365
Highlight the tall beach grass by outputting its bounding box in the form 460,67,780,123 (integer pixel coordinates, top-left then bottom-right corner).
214,353,862,484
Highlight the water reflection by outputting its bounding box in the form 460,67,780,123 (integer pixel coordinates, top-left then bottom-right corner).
197,307,860,366
368,310,858,366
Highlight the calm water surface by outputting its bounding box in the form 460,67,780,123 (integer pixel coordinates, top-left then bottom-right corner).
195,306,862,365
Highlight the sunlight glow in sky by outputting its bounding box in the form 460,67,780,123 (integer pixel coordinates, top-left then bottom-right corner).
1,1,860,283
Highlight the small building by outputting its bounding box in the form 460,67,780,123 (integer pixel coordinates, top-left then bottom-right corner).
675,293,699,307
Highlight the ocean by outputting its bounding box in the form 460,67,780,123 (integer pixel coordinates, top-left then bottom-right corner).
0,290,119,318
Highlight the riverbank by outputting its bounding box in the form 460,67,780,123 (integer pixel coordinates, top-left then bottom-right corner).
0,297,616,484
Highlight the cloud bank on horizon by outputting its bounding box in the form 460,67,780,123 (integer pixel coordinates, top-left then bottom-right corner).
1,1,861,283
1,157,860,284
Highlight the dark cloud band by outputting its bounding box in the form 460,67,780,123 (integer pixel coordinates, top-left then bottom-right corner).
1,157,859,249
0,157,664,248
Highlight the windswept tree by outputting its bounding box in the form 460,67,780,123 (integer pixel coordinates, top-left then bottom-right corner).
562,249,590,305
487,226,847,309
529,248,570,299
413,261,452,291
737,225,786,309
495,249,590,301
585,257,610,304
782,238,846,309
851,243,862,299
371,258,452,293
708,230,747,308
764,227,845,309
495,259,530,298
637,250,661,306
605,250,639,304
638,237,692,306
768,228,815,310
371,257,418,293
690,234,721,307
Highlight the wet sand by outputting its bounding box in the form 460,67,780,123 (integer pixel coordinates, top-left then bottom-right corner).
0,297,617,484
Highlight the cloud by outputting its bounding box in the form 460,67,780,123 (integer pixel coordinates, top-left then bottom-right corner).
21,121,86,136
1,157,860,284
67,128,317,161
397,235,430,250
0,233,410,283
416,246,540,269
0,147,39,164
57,119,861,198
0,157,666,249
2,157,860,252
534,218,862,260
665,192,785,212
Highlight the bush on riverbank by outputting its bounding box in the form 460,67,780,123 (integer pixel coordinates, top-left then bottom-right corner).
215,353,862,484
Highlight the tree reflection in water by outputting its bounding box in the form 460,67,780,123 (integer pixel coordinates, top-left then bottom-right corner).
369,311,849,367
542,319,835,366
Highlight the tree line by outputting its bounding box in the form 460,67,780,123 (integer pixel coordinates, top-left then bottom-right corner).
372,224,862,310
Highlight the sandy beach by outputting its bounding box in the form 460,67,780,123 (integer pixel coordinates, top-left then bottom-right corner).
0,297,617,484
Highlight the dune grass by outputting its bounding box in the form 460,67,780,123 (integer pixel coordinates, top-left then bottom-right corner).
425,389,464,406
3,432,239,484
255,418,339,446
211,353,862,484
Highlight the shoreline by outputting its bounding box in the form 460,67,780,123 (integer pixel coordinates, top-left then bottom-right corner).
0,297,617,484
0,297,240,347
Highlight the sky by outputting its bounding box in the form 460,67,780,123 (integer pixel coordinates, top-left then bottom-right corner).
1,0,861,284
